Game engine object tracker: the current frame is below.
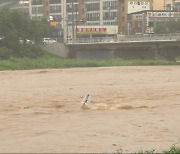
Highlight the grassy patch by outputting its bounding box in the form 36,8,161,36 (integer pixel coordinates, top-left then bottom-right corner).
0,54,179,71
116,146,180,154
176,56,180,61
163,145,180,154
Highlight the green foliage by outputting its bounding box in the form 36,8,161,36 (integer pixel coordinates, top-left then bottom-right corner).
154,20,180,34
116,148,123,154
0,56,179,71
136,149,156,154
0,8,51,58
163,145,180,154
166,20,180,33
17,44,45,58
30,20,52,44
115,146,180,154
154,23,167,34
176,57,180,61
0,47,12,60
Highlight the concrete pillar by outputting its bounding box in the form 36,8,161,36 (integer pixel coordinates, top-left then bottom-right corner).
62,0,67,42
29,0,32,17
99,0,103,25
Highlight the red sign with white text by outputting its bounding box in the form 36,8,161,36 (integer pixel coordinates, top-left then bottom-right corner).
76,28,107,34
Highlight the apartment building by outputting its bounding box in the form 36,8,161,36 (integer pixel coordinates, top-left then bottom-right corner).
29,0,78,26
78,0,118,26
153,0,180,11
174,0,180,11
128,10,180,34
118,0,153,34
75,0,119,39
29,0,180,39
29,0,119,39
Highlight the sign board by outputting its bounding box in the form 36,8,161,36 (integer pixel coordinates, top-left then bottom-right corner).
128,1,150,14
76,28,107,34
132,14,142,20
148,12,174,18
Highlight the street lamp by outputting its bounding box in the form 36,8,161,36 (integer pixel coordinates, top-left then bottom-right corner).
61,17,69,43
69,1,75,41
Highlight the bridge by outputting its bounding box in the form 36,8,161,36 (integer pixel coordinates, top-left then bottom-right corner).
66,33,180,60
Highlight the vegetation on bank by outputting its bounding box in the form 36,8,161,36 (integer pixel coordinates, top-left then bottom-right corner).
116,145,180,154
0,53,179,71
176,56,180,61
0,9,51,60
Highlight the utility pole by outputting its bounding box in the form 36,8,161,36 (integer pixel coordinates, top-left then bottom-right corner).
67,19,69,43
142,12,145,34
75,7,78,39
71,1,74,40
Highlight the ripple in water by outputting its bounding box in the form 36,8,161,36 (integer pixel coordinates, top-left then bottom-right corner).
81,103,157,111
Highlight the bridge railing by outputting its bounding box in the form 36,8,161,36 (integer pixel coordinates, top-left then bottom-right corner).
67,33,180,44
125,33,180,41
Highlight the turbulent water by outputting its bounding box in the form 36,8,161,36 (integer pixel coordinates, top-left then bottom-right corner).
0,66,180,153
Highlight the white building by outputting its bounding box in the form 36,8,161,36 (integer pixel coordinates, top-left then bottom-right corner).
81,0,118,26
29,0,119,40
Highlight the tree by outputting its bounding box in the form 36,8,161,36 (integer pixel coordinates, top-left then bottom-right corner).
154,23,167,34
154,20,180,34
166,20,180,33
30,20,53,44
0,9,51,59
0,9,51,45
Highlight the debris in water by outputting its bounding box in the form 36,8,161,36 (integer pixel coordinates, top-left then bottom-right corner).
81,93,91,109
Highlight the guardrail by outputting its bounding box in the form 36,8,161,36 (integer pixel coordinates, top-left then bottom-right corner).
66,33,180,44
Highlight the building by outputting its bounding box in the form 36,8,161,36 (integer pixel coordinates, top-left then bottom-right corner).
29,0,78,26
76,0,118,38
153,0,180,11
29,0,119,40
29,0,180,40
127,10,180,35
173,0,180,11
117,0,153,35
78,0,118,26
29,0,79,40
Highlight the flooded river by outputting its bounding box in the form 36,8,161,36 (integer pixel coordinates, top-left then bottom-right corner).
0,66,180,153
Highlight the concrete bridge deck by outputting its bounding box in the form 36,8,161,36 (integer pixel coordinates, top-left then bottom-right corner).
66,33,180,60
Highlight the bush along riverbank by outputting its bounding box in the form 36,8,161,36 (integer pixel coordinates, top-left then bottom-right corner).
116,145,180,154
0,54,180,71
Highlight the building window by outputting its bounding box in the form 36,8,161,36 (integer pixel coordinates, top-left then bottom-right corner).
50,5,61,13
85,3,99,11
86,13,100,21
103,12,117,20
49,0,61,4
32,6,43,14
31,0,43,5
103,1,117,10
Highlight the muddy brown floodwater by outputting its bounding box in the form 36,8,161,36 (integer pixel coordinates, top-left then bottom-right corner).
0,66,180,153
